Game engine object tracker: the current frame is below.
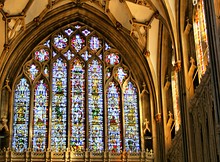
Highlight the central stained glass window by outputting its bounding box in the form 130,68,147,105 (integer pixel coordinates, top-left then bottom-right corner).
12,22,140,152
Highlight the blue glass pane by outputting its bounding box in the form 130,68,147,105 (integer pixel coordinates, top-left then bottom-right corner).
12,78,30,152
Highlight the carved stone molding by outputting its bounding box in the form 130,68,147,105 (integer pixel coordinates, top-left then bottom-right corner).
167,129,183,162
0,0,5,9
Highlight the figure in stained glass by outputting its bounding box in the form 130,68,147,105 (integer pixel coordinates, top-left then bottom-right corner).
88,60,104,151
115,67,128,84
107,82,122,152
89,36,101,51
106,53,120,65
35,49,49,62
12,78,30,152
33,79,48,151
54,34,68,49
51,58,67,151
124,82,140,152
70,59,85,151
71,35,85,52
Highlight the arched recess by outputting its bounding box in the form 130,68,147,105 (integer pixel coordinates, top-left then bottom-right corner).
0,1,159,159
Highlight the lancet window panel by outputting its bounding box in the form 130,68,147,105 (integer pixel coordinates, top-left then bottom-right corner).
193,0,209,82
12,22,141,152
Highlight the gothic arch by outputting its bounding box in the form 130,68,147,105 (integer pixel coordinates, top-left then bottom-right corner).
0,2,159,160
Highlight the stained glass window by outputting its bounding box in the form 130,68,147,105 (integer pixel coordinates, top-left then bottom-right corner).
115,67,128,84
12,78,30,152
88,60,104,151
33,79,48,151
171,70,180,132
51,58,67,151
12,22,141,153
54,34,68,49
26,64,39,80
70,59,85,151
124,82,140,152
106,53,120,65
89,36,101,51
71,34,85,52
193,0,209,82
107,82,122,152
35,49,49,62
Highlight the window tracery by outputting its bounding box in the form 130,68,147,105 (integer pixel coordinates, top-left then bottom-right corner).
12,22,141,153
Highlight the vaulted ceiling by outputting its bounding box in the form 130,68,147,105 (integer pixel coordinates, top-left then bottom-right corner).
0,0,176,86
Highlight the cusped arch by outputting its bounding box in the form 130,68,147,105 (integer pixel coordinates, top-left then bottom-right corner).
0,1,159,153
0,3,154,94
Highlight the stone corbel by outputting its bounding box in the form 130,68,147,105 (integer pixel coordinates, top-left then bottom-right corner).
6,16,25,44
130,18,149,49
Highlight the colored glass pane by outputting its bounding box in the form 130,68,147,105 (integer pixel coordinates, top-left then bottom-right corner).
64,50,74,60
98,53,103,60
81,51,91,61
71,34,85,52
44,40,50,48
193,0,209,82
70,59,85,151
54,34,68,49
124,82,140,152
106,68,112,80
107,82,122,152
88,60,104,151
105,43,111,50
51,58,67,151
106,53,120,65
53,51,57,57
82,29,91,36
75,25,81,29
27,64,39,80
33,79,48,151
115,67,128,84
65,28,74,36
35,49,49,62
12,78,30,152
44,66,49,78
171,71,180,132
89,36,101,51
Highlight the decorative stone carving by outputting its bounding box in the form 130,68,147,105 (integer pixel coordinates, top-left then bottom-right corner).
0,0,5,9
174,60,181,72
143,118,150,134
0,117,8,132
155,113,162,123
6,17,25,43
136,0,152,9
